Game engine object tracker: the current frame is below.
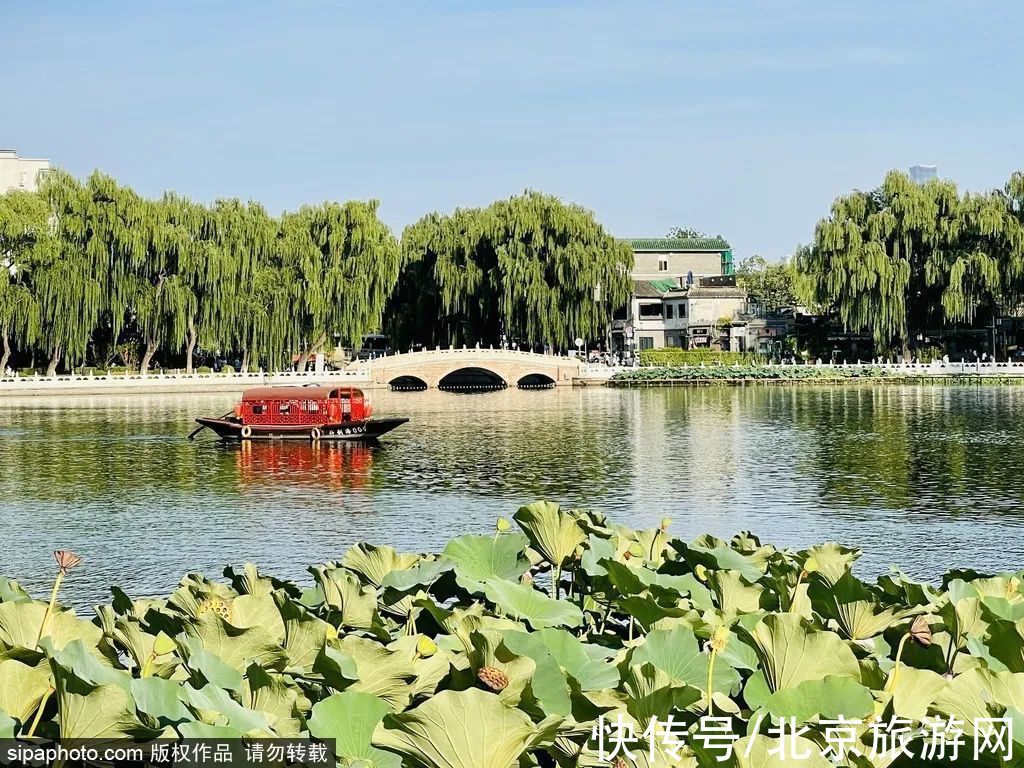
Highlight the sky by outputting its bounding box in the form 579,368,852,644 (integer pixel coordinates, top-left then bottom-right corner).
4,1,1023,260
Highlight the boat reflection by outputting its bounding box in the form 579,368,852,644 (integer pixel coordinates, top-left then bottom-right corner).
233,439,375,491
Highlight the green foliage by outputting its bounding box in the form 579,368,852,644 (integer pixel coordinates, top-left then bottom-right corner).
195,366,212,374
2,175,628,374
638,348,761,366
388,191,633,350
613,365,890,382
0,503,1016,765
736,254,797,312
797,169,1024,353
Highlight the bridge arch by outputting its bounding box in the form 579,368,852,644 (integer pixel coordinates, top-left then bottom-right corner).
388,375,428,392
438,367,507,393
517,373,556,389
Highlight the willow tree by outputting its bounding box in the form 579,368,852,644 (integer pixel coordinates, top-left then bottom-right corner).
490,191,633,349
192,199,279,373
122,194,207,374
797,171,960,355
279,201,400,369
390,191,632,350
34,171,107,375
0,190,50,372
386,207,499,348
925,189,1020,327
213,201,295,372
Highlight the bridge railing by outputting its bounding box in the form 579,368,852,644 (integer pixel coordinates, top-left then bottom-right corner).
364,345,583,364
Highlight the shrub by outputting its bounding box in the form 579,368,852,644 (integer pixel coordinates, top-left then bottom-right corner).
196,366,213,374
613,364,890,382
638,348,761,366
220,364,236,374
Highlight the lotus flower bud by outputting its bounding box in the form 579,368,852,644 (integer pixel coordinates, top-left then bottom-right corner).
521,571,534,585
803,556,819,574
710,626,731,653
152,632,176,656
660,517,672,531
496,517,511,533
613,759,628,768
53,550,82,574
416,635,438,658
909,615,932,647
477,666,509,691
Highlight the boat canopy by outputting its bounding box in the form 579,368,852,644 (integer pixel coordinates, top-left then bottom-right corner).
241,386,363,401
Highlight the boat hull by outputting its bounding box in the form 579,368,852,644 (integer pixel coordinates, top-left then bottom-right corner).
194,417,408,441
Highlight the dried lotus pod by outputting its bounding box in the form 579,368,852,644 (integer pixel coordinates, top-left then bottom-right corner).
477,666,509,692
909,615,932,647
54,550,82,574
197,596,233,622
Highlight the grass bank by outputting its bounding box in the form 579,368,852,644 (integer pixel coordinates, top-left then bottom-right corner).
1,502,1018,765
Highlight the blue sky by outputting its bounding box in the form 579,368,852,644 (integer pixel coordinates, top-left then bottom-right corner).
4,1,1022,259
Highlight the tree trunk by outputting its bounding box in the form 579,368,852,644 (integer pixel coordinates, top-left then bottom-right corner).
296,332,328,371
0,325,11,375
241,348,250,373
139,340,158,376
185,318,198,374
45,347,61,377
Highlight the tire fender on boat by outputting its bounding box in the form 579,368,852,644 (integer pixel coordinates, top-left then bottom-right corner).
310,428,322,441
240,425,253,439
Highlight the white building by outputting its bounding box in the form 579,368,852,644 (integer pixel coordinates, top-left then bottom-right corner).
0,149,51,194
629,277,748,351
613,236,746,352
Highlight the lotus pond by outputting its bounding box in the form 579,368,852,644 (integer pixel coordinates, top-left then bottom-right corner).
2,502,1023,766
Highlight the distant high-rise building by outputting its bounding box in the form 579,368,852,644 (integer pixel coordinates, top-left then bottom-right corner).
909,164,937,184
0,149,51,194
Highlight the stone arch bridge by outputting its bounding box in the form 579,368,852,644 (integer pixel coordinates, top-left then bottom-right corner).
355,347,584,390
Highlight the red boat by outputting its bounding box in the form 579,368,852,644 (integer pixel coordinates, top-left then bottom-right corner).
189,386,408,441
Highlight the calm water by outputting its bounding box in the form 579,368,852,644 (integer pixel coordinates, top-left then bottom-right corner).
1,385,1023,605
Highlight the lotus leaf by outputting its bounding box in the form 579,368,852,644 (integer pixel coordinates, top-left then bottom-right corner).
376,688,558,768
763,675,874,723
338,635,416,710
0,658,50,723
343,544,421,589
308,690,400,768
628,627,740,695
744,613,860,692
481,578,583,629
513,501,586,569
442,533,531,591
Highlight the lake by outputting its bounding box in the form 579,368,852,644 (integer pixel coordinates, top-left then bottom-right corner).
1,384,1022,605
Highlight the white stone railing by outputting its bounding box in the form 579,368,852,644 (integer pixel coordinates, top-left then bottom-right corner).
0,368,372,390
637,359,1024,375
